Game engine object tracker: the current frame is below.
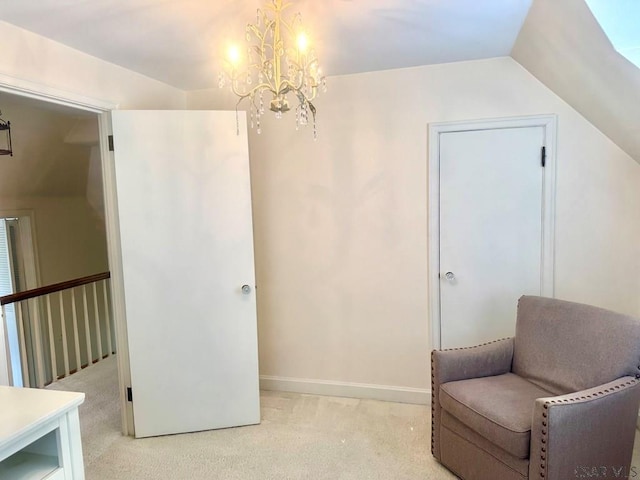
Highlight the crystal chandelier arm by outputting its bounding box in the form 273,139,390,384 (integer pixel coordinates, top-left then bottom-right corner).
222,0,325,136
276,9,300,37
246,19,281,94
272,13,284,95
277,74,319,102
229,77,275,100
304,85,319,102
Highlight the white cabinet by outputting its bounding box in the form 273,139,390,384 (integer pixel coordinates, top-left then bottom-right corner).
0,386,85,479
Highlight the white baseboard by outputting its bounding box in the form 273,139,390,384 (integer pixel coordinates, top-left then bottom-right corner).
259,375,430,405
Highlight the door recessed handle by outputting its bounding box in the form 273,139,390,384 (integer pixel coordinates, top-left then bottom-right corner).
241,285,252,294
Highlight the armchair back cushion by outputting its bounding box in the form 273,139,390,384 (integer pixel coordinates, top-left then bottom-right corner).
512,296,640,394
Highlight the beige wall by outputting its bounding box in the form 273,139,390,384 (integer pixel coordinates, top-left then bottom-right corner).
0,196,108,286
4,18,636,398
187,57,640,393
0,98,93,197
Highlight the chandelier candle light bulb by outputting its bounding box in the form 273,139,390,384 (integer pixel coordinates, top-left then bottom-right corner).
219,0,326,139
297,32,308,53
227,45,241,67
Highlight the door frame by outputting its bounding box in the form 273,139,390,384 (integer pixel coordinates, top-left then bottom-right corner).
0,75,135,435
0,210,41,386
428,115,557,350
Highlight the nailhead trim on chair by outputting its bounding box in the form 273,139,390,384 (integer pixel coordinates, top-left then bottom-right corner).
540,402,548,477
431,338,511,456
537,377,640,478
439,337,511,352
430,350,435,455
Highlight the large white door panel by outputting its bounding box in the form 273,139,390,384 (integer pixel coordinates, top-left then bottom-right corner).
439,126,545,349
111,110,259,438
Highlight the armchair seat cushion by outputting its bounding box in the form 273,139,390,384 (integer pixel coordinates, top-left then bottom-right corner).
440,372,553,459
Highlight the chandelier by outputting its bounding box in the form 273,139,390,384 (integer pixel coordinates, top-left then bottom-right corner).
219,0,327,138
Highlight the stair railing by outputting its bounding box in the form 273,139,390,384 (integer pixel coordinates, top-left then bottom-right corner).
0,272,114,388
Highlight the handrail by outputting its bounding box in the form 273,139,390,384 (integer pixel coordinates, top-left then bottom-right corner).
0,271,111,306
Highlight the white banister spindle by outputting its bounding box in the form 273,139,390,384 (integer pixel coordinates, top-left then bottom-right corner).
59,292,70,377
103,280,113,356
92,282,103,360
16,303,30,387
70,289,81,372
29,298,45,388
2,273,113,388
45,296,57,382
82,285,92,365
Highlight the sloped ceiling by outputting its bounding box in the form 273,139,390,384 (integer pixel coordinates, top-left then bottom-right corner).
0,93,95,197
0,0,532,90
512,0,640,162
0,0,637,164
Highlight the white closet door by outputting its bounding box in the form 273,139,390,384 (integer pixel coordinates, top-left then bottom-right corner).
439,126,545,349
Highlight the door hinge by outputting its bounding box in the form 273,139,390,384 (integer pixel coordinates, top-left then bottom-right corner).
108,135,114,152
126,387,133,402
541,146,546,168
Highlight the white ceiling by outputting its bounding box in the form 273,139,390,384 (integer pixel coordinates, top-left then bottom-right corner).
0,0,533,90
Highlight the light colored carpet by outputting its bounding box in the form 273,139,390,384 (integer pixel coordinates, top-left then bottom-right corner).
47,357,640,480
46,356,453,479
46,355,122,466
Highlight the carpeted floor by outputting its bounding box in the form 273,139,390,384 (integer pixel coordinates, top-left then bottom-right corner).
46,356,123,467
46,357,640,480
47,356,454,479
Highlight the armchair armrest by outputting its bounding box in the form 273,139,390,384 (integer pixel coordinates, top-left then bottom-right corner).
431,337,514,460
530,376,640,480
432,337,514,385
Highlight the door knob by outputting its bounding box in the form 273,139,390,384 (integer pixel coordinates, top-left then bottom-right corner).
241,285,252,294
444,272,456,281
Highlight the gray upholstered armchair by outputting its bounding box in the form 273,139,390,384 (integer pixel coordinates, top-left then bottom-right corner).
431,295,640,480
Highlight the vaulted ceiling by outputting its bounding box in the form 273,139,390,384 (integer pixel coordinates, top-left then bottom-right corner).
513,0,640,162
0,0,532,90
0,0,638,162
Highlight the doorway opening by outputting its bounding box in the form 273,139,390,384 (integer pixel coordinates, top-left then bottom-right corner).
0,89,127,431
